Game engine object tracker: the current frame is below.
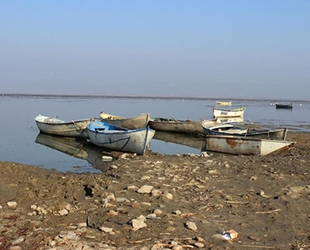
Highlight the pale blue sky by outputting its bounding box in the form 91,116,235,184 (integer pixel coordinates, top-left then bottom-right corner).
0,1,309,100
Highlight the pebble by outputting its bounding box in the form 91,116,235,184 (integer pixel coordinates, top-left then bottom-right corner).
100,226,114,234
126,185,138,190
137,185,154,194
185,221,197,231
77,222,87,228
7,201,17,209
154,208,163,216
194,242,205,248
58,208,69,216
164,192,173,199
131,219,147,230
151,189,162,197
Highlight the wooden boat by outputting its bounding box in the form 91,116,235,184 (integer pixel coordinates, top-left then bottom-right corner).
202,121,288,140
214,116,244,124
87,120,155,155
35,133,111,169
148,118,215,135
203,135,295,155
99,112,150,129
275,103,293,109
213,107,246,118
216,101,232,106
35,114,95,138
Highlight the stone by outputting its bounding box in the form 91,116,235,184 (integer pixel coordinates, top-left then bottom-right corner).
164,192,173,199
137,185,154,194
132,219,147,230
154,208,162,216
141,175,151,180
77,222,87,228
151,189,162,197
100,226,114,234
58,209,69,216
194,242,205,248
137,215,146,221
127,185,138,191
185,221,197,231
7,201,17,209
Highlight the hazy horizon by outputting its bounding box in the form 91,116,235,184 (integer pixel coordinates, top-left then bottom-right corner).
1,1,309,100
1,92,308,103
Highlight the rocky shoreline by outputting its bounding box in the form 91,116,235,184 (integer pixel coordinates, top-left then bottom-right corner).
0,131,309,250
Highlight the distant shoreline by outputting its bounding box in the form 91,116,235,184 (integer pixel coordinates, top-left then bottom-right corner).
0,93,308,103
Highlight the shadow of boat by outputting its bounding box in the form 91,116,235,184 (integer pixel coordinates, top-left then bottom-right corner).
35,133,114,171
153,130,206,151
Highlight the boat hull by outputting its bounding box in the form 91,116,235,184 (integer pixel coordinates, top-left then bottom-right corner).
148,118,211,134
202,121,288,140
35,115,94,138
275,103,293,109
100,113,150,129
87,121,155,155
213,108,246,118
216,101,232,106
204,135,295,155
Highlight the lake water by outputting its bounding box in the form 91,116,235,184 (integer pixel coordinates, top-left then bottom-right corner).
1,95,309,173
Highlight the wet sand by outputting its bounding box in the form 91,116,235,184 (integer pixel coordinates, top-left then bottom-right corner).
0,131,309,250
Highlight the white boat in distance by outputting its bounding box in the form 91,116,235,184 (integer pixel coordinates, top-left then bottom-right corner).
203,135,295,155
213,107,246,118
216,101,232,106
35,114,95,138
87,120,155,155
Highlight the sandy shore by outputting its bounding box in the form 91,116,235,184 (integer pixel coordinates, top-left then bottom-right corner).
0,131,309,250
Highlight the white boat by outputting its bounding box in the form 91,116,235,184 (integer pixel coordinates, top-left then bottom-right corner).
202,123,248,135
99,112,150,129
214,117,244,124
216,101,232,106
202,121,288,140
148,117,209,135
35,114,95,138
213,107,246,118
87,120,155,155
203,135,295,155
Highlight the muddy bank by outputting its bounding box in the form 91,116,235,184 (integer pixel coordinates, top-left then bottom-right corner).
0,132,309,250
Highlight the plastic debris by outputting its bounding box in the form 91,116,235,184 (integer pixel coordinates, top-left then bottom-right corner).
222,229,238,240
102,155,113,161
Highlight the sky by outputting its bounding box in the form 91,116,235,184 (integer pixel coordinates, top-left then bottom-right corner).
0,1,309,100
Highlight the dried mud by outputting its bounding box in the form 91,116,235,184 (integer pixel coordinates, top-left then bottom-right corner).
0,132,309,250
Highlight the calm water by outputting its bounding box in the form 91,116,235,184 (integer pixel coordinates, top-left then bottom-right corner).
1,95,309,173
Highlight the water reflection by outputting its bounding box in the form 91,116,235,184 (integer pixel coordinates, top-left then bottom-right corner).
35,133,113,172
153,131,206,152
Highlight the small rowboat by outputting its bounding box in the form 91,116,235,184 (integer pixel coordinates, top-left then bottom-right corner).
203,135,295,155
216,101,232,106
87,120,155,155
275,103,293,109
148,117,212,135
99,112,150,129
35,114,95,138
213,107,246,118
202,121,288,140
